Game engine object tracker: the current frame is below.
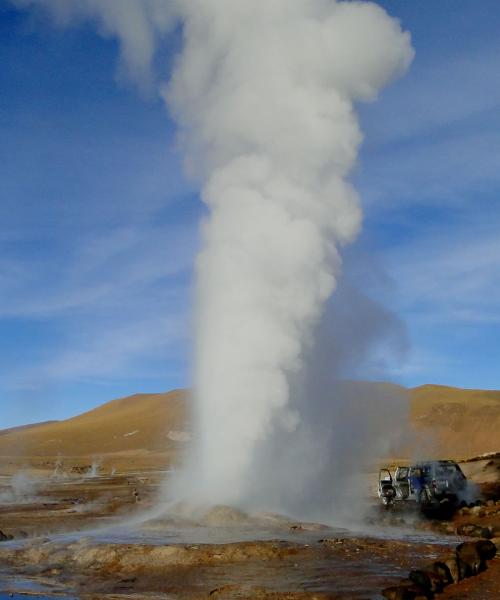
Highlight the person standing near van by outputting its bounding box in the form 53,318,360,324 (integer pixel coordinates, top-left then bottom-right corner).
410,468,425,503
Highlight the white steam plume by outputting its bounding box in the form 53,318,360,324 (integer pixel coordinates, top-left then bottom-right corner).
168,1,413,507
13,1,414,511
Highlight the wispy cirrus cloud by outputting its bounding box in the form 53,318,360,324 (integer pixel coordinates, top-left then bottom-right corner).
385,227,500,324
354,26,500,387
41,314,186,382
361,41,500,146
358,40,500,212
0,223,196,319
0,219,198,399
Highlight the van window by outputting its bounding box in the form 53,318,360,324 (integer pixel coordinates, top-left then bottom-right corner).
397,467,409,480
436,464,459,478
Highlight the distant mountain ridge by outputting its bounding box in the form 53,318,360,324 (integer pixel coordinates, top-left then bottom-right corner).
0,384,498,465
0,390,187,468
0,421,59,436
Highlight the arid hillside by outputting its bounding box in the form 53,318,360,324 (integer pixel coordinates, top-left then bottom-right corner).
410,384,500,459
0,384,498,470
0,389,188,471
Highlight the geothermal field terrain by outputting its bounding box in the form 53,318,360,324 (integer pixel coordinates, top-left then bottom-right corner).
0,385,499,599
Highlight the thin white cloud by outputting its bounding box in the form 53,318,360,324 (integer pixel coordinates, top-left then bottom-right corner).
360,128,500,210
384,226,500,325
0,223,196,318
42,314,186,381
0,220,197,391
362,43,500,146
386,348,460,380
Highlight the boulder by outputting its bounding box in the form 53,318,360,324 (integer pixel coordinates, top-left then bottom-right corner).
456,523,485,537
432,559,456,585
475,539,497,561
441,555,461,583
469,505,485,517
456,541,485,577
409,569,444,594
0,530,13,542
382,581,432,600
480,526,494,539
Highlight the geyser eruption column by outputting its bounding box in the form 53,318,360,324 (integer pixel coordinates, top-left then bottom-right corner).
12,0,412,510
168,1,413,507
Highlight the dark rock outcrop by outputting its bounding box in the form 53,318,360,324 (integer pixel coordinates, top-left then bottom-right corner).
381,580,431,600
456,541,486,577
475,538,497,560
382,539,497,599
435,555,461,584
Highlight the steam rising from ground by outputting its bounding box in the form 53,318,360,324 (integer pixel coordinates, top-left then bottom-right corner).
12,1,414,518
0,472,43,504
168,1,413,511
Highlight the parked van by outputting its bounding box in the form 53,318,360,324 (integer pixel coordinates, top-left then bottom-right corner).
378,460,467,509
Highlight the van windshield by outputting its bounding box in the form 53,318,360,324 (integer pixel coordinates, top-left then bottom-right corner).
436,464,463,478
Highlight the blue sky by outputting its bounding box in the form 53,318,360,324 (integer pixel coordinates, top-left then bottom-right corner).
1,1,500,428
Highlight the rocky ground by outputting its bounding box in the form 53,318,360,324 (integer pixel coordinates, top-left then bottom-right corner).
0,460,498,599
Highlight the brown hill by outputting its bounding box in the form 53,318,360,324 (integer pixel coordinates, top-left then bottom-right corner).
0,389,188,471
0,384,498,470
0,420,58,436
409,384,500,460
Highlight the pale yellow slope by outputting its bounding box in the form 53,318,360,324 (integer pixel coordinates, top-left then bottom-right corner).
0,384,498,465
0,389,188,458
410,384,500,459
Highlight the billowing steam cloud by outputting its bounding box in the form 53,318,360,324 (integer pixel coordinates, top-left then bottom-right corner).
168,2,413,508
13,1,413,512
